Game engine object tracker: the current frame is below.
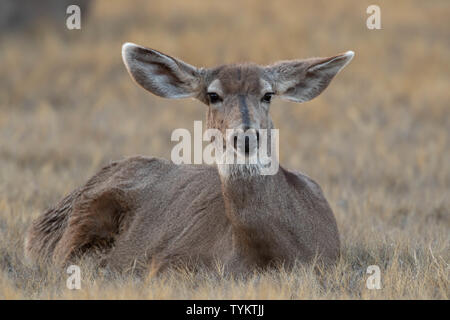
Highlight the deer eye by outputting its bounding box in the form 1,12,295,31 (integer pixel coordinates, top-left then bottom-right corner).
207,92,222,104
261,92,273,103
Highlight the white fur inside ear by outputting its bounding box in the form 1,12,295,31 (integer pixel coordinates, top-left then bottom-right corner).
341,50,355,68
122,42,139,66
308,50,355,73
121,42,200,99
273,50,355,103
344,50,355,58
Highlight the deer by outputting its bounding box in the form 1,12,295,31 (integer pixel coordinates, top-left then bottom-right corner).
24,42,354,276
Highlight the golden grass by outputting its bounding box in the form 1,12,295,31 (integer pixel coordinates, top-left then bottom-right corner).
0,0,449,299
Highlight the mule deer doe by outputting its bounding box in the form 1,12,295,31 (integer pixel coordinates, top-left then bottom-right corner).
25,43,354,275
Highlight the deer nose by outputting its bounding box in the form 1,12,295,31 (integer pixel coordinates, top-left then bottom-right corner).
232,128,259,155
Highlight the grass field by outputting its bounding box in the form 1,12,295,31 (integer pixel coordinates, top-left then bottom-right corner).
0,0,448,299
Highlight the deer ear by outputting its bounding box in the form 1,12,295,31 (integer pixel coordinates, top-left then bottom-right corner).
267,51,354,103
122,42,201,99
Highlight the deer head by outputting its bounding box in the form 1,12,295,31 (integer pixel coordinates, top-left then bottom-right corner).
122,43,354,177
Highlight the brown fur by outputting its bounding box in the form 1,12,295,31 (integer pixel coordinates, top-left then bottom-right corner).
25,157,339,274
25,44,354,275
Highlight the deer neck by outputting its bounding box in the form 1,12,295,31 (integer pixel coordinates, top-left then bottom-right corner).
220,172,279,208
219,168,286,262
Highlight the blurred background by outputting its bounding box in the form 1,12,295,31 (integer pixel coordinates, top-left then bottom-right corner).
0,0,448,253
0,0,448,299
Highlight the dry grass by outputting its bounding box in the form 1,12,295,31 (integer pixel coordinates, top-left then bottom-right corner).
0,0,449,299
